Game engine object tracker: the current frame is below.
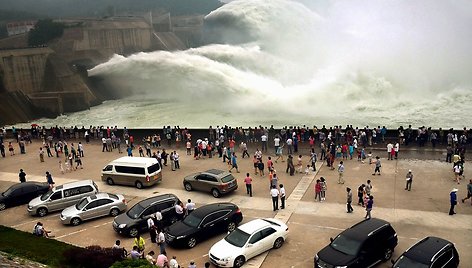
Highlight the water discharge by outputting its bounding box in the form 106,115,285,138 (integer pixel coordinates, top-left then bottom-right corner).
35,0,472,128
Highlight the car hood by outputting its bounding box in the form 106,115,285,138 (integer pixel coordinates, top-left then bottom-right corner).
61,205,80,217
183,173,198,181
114,212,134,225
167,221,197,237
317,245,357,266
28,196,43,207
209,238,243,259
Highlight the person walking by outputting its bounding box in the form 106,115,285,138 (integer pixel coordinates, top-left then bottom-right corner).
39,147,45,162
279,184,286,209
449,188,458,215
186,199,196,215
372,156,381,175
461,179,472,205
244,173,253,197
357,184,365,206
19,169,26,183
346,187,354,213
229,152,240,173
405,170,413,191
365,195,374,219
46,171,54,189
270,185,279,211
337,161,345,184
320,177,327,201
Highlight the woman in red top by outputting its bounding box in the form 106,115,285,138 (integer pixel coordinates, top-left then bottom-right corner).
314,179,321,202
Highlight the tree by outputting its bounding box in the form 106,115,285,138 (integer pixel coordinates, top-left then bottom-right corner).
27,19,64,46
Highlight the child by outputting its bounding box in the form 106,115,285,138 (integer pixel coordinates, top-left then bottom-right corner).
257,159,265,176
59,160,64,174
367,151,373,164
314,179,321,201
296,155,303,173
186,140,191,155
64,159,71,173
305,165,311,175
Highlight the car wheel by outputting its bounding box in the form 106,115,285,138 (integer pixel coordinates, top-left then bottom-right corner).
37,208,48,217
135,181,143,189
71,217,81,226
129,227,139,237
106,178,114,185
227,221,237,232
0,203,6,211
184,182,192,191
234,256,245,268
187,237,197,248
273,237,284,249
110,208,120,217
211,188,220,198
383,248,393,261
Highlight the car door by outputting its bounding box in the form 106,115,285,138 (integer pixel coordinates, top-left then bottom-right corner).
7,188,24,206
48,191,63,211
259,227,278,252
432,248,454,268
22,185,40,204
96,198,114,219
82,200,100,221
159,200,178,225
139,205,158,232
245,231,266,259
192,174,206,191
199,212,220,239
357,237,379,267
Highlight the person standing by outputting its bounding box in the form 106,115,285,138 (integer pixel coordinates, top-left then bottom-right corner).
365,180,373,196
387,142,393,160
274,136,281,155
244,173,253,197
157,228,166,254
46,171,54,189
174,151,180,169
357,184,365,206
154,210,163,230
169,256,179,268
147,215,157,243
449,188,458,215
337,161,345,184
394,142,400,159
186,199,196,214
279,184,286,209
270,185,279,211
19,169,26,183
365,195,374,219
461,179,472,205
346,187,354,213
372,156,381,175
314,179,321,202
175,201,184,221
405,170,413,191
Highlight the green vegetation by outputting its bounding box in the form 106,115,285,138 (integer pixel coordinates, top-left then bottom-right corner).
0,225,76,267
27,19,65,46
0,0,223,18
110,259,154,268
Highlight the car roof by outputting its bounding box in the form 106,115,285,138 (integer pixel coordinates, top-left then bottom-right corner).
202,169,229,177
88,192,112,200
342,218,392,241
403,236,453,264
54,180,95,190
238,218,276,234
139,194,177,207
109,156,158,165
192,203,237,217
7,181,46,190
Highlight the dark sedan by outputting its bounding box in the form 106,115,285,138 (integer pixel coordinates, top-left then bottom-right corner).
0,182,49,210
165,202,243,248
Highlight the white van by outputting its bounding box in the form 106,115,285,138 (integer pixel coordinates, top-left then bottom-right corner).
101,156,162,189
27,180,99,217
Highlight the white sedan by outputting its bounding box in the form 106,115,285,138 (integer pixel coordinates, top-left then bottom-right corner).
209,218,289,267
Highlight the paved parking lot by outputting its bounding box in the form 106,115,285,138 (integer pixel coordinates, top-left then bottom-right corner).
0,139,471,267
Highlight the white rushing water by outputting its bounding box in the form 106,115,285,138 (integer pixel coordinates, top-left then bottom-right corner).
30,0,472,128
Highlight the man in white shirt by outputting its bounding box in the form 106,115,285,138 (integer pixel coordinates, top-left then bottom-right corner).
175,202,184,220
157,229,166,254
286,138,293,155
394,142,400,159
270,185,280,211
155,210,163,229
387,142,393,160
186,199,196,214
279,184,286,209
261,134,268,152
169,256,179,268
274,136,280,155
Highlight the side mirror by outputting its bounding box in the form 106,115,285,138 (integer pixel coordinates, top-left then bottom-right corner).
330,237,334,242
247,244,253,248
390,260,395,264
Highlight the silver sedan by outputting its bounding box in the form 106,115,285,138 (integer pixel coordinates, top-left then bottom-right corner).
60,193,127,226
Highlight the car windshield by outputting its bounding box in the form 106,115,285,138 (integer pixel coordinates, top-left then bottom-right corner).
76,198,89,210
3,186,15,196
221,175,234,183
393,256,429,268
183,213,202,228
224,228,250,248
127,203,145,219
40,189,54,201
330,234,362,256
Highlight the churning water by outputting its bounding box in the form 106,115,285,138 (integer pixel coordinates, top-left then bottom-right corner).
33,0,472,128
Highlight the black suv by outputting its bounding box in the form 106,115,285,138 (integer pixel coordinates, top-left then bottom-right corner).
113,194,179,237
392,236,459,268
165,202,243,248
315,218,398,268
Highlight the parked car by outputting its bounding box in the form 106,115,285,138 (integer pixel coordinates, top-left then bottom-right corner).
0,182,49,211
391,236,459,268
183,169,238,198
165,202,243,248
102,156,162,189
28,180,99,217
314,218,398,268
209,218,288,268
113,194,179,237
60,193,127,226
